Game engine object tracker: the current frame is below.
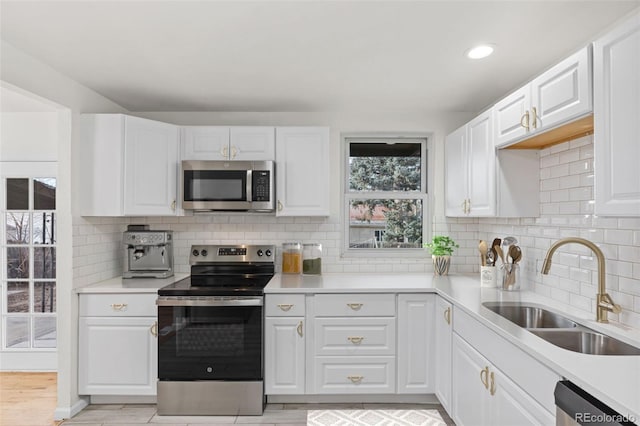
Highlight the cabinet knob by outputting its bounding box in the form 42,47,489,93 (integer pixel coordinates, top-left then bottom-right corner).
150,321,158,337
347,336,364,345
520,111,530,131
444,307,451,325
347,303,363,311
277,304,293,311
347,375,363,384
480,366,490,389
110,303,127,311
297,320,303,337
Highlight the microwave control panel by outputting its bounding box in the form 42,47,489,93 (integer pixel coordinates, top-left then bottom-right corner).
252,170,271,201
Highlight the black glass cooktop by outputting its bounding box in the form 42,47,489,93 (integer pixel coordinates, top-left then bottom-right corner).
158,274,273,297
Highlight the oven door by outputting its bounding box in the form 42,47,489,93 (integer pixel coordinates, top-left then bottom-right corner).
157,296,263,381
181,160,251,210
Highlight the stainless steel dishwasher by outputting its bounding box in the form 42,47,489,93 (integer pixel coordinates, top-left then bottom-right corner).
555,381,636,425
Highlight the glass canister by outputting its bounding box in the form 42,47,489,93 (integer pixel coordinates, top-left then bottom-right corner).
302,243,322,275
282,242,302,274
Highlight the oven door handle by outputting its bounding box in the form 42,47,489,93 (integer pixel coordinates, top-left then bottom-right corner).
156,297,263,307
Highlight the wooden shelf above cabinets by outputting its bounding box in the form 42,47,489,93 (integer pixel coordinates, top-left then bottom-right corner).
504,114,594,150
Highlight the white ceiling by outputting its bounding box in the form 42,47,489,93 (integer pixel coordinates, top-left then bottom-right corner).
1,1,639,113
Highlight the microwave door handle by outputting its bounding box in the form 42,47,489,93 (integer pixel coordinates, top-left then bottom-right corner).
246,169,252,204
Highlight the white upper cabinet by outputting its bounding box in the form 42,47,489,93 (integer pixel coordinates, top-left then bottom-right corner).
275,127,330,216
79,114,179,216
494,46,592,148
446,111,539,218
445,110,496,217
594,12,640,216
181,126,275,160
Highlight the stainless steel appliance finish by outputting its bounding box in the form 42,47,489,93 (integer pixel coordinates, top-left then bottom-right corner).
555,380,635,425
181,160,274,212
123,230,173,278
157,381,264,416
157,245,275,416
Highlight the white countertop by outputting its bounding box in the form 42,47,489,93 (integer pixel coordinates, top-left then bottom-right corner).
265,272,640,421
75,273,189,294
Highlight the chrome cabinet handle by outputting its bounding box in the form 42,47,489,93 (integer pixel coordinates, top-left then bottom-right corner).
531,106,538,129
347,336,364,345
277,200,283,211
520,110,530,131
480,366,489,389
278,304,293,311
347,303,363,311
297,320,303,337
444,307,451,325
150,321,158,337
110,303,127,311
489,371,496,396
348,375,363,384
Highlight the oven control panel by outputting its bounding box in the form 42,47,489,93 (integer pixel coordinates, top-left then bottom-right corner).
190,244,275,264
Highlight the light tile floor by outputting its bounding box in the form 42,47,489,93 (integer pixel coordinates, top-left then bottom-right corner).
61,403,455,426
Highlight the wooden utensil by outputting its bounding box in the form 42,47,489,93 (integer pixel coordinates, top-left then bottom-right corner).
494,245,505,265
478,240,488,267
489,238,500,266
508,245,522,264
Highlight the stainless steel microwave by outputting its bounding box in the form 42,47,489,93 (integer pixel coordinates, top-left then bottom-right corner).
180,160,275,212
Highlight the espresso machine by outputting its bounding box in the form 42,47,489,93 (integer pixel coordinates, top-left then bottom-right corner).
123,226,174,278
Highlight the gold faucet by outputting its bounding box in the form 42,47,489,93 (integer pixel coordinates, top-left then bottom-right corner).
541,237,621,323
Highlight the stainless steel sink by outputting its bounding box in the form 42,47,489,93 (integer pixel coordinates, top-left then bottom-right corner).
482,302,579,328
530,329,640,356
482,302,640,356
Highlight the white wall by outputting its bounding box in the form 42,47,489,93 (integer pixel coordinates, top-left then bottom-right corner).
0,112,59,161
1,40,126,420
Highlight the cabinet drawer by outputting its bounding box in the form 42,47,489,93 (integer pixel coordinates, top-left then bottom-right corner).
79,293,157,317
314,318,396,356
265,294,305,316
314,294,395,317
313,357,395,394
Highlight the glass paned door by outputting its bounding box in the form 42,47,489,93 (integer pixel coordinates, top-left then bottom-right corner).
1,177,57,351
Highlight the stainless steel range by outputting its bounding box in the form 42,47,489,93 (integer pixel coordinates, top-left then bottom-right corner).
156,244,275,416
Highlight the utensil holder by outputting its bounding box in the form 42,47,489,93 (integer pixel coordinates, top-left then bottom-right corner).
501,263,520,291
480,266,497,287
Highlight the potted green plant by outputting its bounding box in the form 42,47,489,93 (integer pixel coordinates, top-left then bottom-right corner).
424,235,459,275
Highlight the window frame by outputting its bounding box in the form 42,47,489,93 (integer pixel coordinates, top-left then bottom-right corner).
341,133,432,258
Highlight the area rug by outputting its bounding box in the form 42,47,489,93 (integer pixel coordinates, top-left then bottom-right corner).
307,409,446,426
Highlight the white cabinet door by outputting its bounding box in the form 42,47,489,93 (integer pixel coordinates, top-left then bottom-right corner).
264,317,305,394
531,47,592,131
594,12,640,216
444,125,467,217
451,334,490,426
275,127,330,216
467,111,496,216
123,116,179,216
445,110,497,217
78,316,157,395
230,127,275,160
397,294,434,394
493,86,530,148
491,367,555,426
435,297,452,413
181,126,230,160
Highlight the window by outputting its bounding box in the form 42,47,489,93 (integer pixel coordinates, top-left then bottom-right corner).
344,137,429,254
2,177,57,350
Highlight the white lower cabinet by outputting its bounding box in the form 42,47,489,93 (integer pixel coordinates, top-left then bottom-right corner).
397,294,434,394
264,317,305,394
452,334,554,426
313,357,396,394
78,293,158,396
434,297,452,412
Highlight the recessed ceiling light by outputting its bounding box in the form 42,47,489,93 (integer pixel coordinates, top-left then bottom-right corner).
466,44,495,59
